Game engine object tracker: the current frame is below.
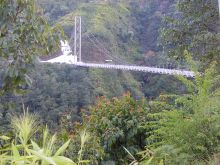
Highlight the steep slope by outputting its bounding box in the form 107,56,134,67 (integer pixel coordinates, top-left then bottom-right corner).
38,0,182,98
55,2,144,100
57,3,140,63
0,0,189,130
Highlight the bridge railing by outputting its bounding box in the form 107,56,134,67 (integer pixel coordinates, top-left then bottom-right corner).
76,62,195,78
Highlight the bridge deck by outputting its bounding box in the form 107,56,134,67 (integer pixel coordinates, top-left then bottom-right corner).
76,62,195,77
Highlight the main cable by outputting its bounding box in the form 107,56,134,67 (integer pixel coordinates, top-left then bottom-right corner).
81,21,131,65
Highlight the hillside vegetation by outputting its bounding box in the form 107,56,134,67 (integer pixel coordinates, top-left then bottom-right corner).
1,0,220,164
0,0,183,129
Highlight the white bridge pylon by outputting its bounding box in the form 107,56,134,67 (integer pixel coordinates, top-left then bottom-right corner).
41,16,195,78
41,40,77,64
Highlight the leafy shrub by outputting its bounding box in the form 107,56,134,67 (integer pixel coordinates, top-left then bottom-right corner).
79,93,149,164
0,109,91,165
141,59,220,164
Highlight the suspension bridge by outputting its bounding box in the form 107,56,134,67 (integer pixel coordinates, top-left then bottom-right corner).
41,16,195,78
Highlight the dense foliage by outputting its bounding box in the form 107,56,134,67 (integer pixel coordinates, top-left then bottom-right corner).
1,0,220,164
78,94,149,164
0,0,63,94
0,1,183,132
140,61,220,164
0,111,76,164
161,0,220,69
0,64,144,131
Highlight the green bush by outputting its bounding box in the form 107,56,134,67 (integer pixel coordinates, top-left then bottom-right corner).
0,109,91,165
78,93,149,164
141,60,220,164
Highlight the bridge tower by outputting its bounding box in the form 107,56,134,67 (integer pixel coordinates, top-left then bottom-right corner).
74,16,82,62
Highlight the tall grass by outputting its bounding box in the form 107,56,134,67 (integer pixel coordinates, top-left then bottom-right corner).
11,108,39,148
0,108,91,165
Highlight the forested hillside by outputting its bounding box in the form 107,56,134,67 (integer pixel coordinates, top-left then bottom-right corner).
0,0,183,129
1,0,220,164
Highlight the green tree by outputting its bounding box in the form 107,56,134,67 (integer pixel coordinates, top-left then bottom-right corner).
80,93,149,164
141,60,220,164
160,0,220,69
0,0,63,94
38,0,90,24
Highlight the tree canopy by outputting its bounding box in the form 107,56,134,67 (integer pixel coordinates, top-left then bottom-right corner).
0,0,63,94
161,0,220,70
